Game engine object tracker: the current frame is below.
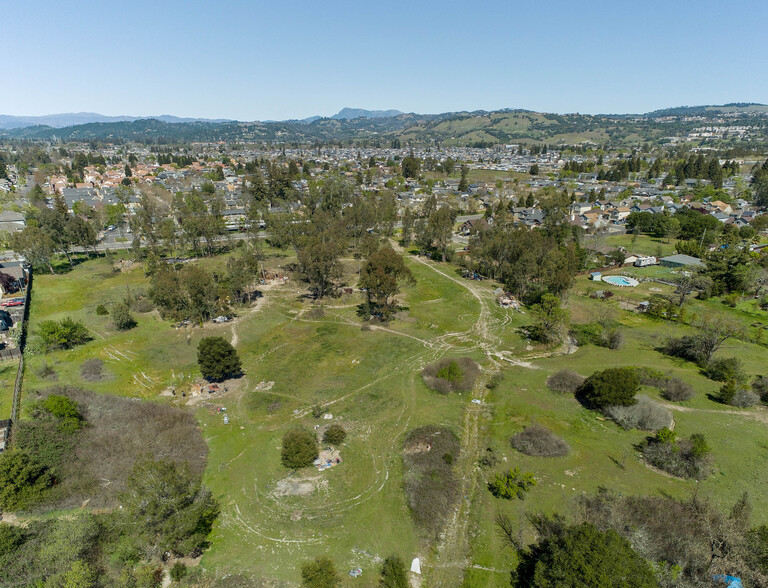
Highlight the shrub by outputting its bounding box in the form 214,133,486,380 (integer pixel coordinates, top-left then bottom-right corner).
130,297,155,313
37,318,91,351
642,433,711,480
281,429,318,469
41,394,82,421
170,562,188,581
716,380,740,405
604,396,672,431
663,335,700,363
606,329,624,350
512,522,659,588
634,367,667,388
546,369,585,395
706,357,745,383
301,556,340,588
80,358,106,382
197,336,242,381
732,388,760,408
488,467,536,500
753,375,768,404
0,523,24,558
34,360,57,380
0,449,55,510
311,405,324,419
478,447,499,468
510,423,569,457
402,426,460,536
111,303,136,331
577,367,640,409
660,377,695,401
421,357,480,394
486,372,504,390
379,555,408,588
322,424,346,446
95,304,109,316
436,360,462,383
119,458,218,558
15,386,208,511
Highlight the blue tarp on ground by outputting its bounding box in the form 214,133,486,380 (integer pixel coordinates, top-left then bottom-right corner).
713,575,743,587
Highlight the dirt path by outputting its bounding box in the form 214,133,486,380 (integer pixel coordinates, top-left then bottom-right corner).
230,296,267,347
662,402,768,425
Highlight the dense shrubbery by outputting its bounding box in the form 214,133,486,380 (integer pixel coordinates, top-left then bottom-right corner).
577,367,639,409
281,429,318,469
510,424,569,457
706,357,746,383
642,428,711,480
402,426,460,536
512,521,659,588
546,369,585,394
421,357,480,394
119,458,219,558
574,489,768,586
36,317,91,351
0,449,55,510
604,395,672,431
16,386,208,510
717,380,760,407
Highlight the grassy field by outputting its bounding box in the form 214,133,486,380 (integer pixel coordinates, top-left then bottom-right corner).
17,245,768,587
0,360,17,419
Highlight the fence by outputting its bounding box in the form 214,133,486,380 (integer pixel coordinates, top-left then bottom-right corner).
1,270,32,449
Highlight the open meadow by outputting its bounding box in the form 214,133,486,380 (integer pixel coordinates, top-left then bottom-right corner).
15,244,768,586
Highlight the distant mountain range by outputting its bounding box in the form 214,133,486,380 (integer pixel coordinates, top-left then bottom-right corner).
0,104,766,145
0,108,406,130
0,112,234,130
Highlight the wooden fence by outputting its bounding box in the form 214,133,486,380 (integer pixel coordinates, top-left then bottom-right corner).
1,270,32,449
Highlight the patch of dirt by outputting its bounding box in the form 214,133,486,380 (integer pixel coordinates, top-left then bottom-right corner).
272,476,328,497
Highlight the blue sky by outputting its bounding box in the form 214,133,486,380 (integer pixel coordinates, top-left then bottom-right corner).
2,0,766,120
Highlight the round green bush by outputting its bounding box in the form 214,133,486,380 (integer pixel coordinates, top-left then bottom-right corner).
281,429,318,469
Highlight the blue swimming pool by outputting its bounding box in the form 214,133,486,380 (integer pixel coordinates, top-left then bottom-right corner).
602,275,639,287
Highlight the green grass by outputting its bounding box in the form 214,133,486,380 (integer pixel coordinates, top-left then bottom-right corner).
0,361,17,419
18,247,768,586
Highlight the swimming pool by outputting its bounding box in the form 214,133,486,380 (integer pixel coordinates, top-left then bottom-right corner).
602,275,639,287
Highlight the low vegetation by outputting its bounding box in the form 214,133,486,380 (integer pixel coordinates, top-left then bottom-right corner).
402,426,460,536
545,368,584,394
604,395,672,432
642,428,711,480
659,377,696,401
13,386,207,509
79,358,107,382
421,357,480,394
488,467,537,500
510,423,569,457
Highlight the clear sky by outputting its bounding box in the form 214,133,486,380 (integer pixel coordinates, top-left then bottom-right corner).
2,0,766,120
